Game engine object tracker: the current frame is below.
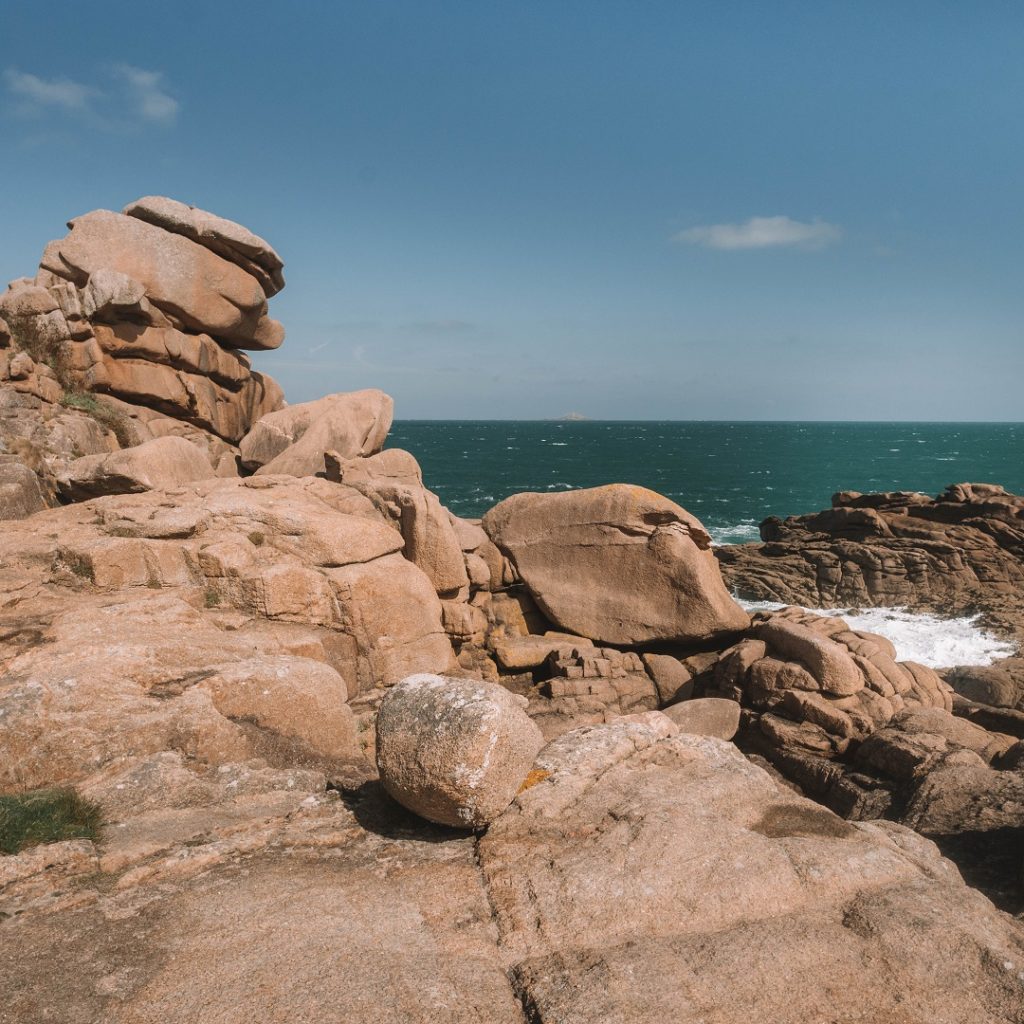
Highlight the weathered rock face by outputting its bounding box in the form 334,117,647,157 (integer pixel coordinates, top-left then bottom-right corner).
477,715,1024,1022
333,446,470,597
0,474,455,792
483,484,751,645
0,197,288,510
240,389,394,477
55,435,215,500
0,456,49,518
376,674,543,827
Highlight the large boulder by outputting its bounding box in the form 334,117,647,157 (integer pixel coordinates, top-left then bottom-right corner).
56,435,215,500
661,696,740,739
124,196,286,298
376,674,543,827
482,484,750,645
40,210,268,346
241,389,394,477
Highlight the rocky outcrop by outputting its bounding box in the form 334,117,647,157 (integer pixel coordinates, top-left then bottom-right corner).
483,484,750,645
0,197,287,513
376,674,543,826
0,474,455,792
717,483,1024,635
240,388,394,478
3,200,1023,1021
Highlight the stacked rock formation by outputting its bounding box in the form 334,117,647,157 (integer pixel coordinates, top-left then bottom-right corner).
0,196,286,506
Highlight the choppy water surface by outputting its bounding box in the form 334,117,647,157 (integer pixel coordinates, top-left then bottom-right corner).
390,421,1024,543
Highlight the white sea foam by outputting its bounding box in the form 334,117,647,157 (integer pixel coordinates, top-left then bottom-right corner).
709,520,761,545
737,599,1016,668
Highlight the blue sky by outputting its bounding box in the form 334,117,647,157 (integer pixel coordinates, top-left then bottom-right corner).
3,1,1022,419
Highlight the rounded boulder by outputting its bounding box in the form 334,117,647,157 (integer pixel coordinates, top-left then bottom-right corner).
376,674,544,828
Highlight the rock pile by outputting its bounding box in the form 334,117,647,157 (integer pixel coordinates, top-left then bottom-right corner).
0,196,287,502
2,199,1023,1022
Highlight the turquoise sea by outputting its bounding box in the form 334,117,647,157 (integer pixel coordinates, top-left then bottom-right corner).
389,421,1024,544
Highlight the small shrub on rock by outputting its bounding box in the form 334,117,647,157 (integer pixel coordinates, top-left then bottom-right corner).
0,787,102,854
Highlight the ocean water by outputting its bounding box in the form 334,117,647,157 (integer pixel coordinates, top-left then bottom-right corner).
390,421,1024,543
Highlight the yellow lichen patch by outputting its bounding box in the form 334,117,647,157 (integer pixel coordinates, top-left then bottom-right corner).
517,768,551,794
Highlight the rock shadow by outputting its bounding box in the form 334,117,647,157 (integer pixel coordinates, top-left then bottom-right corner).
335,779,473,844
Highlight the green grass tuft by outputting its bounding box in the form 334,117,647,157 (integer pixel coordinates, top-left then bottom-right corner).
0,787,103,855
60,391,137,449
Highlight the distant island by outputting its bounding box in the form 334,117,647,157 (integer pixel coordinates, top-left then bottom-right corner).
556,411,589,421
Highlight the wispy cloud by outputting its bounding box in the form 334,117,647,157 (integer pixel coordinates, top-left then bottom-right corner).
673,215,842,251
3,65,179,129
4,69,96,113
113,65,179,123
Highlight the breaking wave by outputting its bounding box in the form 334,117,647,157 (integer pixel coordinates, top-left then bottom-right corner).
709,520,761,545
737,600,1015,668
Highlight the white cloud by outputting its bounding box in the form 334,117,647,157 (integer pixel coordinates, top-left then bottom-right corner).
674,215,842,251
113,65,179,123
4,69,96,112
4,65,178,128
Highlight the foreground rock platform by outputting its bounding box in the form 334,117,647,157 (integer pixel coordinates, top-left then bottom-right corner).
3,716,1023,1023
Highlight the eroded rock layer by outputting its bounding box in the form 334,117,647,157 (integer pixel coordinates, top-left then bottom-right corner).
0,196,288,508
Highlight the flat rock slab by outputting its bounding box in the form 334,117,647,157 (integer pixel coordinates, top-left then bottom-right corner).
0,803,523,1024
478,715,1024,1022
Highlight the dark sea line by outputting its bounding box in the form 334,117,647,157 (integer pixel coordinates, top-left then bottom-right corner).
388,420,1024,543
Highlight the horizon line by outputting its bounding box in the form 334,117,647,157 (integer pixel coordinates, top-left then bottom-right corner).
390,418,1024,425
